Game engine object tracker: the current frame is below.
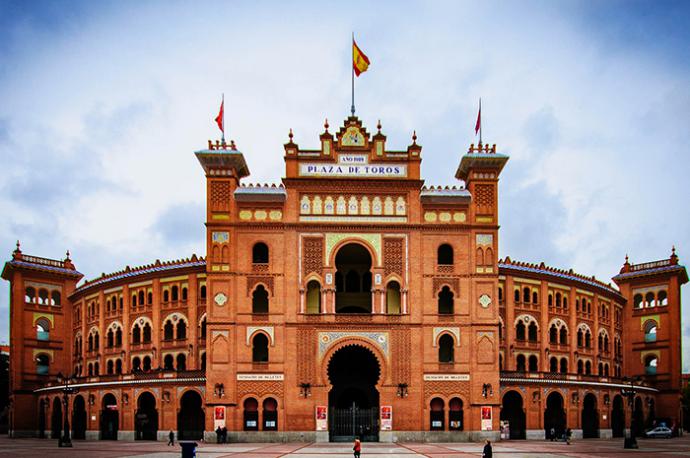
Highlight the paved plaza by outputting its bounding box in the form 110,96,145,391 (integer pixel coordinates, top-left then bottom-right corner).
0,437,689,457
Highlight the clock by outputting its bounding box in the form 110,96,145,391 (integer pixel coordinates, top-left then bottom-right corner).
214,292,228,307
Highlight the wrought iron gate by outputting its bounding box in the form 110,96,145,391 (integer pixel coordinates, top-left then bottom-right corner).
329,403,379,442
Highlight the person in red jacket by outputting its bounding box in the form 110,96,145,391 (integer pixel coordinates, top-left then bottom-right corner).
353,436,361,458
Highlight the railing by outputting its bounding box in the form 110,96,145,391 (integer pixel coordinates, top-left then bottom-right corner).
252,263,269,272
630,259,671,272
21,254,66,268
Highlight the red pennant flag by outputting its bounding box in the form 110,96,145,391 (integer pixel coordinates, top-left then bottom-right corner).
215,98,224,133
474,101,481,136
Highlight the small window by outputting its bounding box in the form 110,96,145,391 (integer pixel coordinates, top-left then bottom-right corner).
437,286,454,314
306,280,321,314
200,317,207,339
252,242,269,264
164,321,174,340
528,355,538,371
138,291,145,306
437,244,453,265
252,333,269,362
644,321,657,343
132,325,141,344
171,286,179,301
252,285,269,314
176,354,186,371
36,354,50,375
25,287,36,303
516,354,526,372
560,358,568,374
51,291,61,306
164,354,174,370
200,285,207,300
181,287,188,301
176,320,187,340
523,287,530,303
516,322,526,341
143,323,152,343
550,357,558,372
36,318,50,341
386,281,401,314
438,334,454,363
528,322,538,342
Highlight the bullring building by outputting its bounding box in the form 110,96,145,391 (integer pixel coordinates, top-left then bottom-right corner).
2,115,686,442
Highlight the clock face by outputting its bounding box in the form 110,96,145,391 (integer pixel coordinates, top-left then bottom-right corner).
214,292,228,306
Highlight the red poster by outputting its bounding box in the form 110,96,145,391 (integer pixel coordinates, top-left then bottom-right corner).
215,406,225,420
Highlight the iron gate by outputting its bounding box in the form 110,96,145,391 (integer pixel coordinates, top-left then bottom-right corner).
329,404,379,442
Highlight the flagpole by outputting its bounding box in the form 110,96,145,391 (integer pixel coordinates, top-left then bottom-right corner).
351,33,355,116
222,93,225,144
479,98,482,145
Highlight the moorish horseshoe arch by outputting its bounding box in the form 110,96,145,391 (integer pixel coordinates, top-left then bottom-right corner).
327,237,381,268
319,338,388,388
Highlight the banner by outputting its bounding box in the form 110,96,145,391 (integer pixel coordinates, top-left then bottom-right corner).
316,406,328,431
380,406,392,431
214,406,226,429
481,406,493,431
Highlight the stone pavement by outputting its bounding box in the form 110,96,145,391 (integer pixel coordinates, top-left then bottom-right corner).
0,437,688,457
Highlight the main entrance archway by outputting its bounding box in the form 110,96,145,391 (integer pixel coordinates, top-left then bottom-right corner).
72,395,87,440
611,395,625,438
178,391,204,440
328,345,380,442
581,393,599,438
335,243,372,313
100,393,119,440
544,392,566,440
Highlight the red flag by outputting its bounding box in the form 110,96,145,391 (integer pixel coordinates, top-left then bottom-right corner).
474,101,481,136
215,98,224,133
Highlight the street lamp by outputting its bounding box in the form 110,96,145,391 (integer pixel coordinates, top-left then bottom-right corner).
56,372,79,448
620,376,640,449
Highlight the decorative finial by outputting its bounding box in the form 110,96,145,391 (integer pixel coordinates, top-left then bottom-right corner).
66,250,71,260
412,130,417,144
288,128,293,142
324,118,329,132
672,245,676,256
625,254,629,263
16,240,20,251
377,119,381,133
230,140,236,150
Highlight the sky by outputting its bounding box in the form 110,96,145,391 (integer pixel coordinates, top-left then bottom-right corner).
0,0,689,371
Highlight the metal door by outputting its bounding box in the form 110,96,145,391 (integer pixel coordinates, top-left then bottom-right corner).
329,403,379,442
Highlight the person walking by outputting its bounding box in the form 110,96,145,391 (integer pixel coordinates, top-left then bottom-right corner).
550,427,555,441
167,430,175,446
222,426,228,443
353,436,361,458
566,428,572,445
215,426,222,443
482,439,493,457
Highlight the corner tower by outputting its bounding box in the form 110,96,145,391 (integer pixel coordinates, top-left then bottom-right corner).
613,248,687,429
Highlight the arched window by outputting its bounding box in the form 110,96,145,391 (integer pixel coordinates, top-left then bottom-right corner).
38,289,48,305
658,290,668,306
563,297,568,309
585,331,592,348
36,354,50,375
51,291,61,306
252,285,269,314
585,360,592,375
143,356,152,371
115,359,122,374
147,292,152,304
430,398,445,430
577,329,583,347
528,355,538,371
644,321,658,343
548,294,553,306
107,329,114,348
132,325,141,344
437,244,453,265
200,285,207,300
577,360,583,374
598,362,603,375
138,291,145,306
498,287,503,301
171,286,179,302
386,281,401,314
598,334,603,351
36,318,50,341
306,280,321,314
132,294,138,307
163,354,174,370
560,358,568,374
523,287,530,303
163,290,169,302
88,363,93,376
528,322,538,342
263,398,278,431
532,291,539,304
437,286,454,314
559,327,568,345
163,321,173,340
94,361,100,375
645,292,655,308
176,320,187,340
514,289,521,303
107,360,114,375
243,398,259,431
345,270,360,292
132,357,141,372
115,327,122,346
645,355,658,375
438,334,454,363
143,323,152,343
604,335,609,352
516,354,526,372
201,352,206,371
252,242,269,264
549,325,558,344
88,333,94,352
25,287,36,303
516,322,526,341
200,317,207,339
181,287,188,301
252,333,269,363
176,354,186,371
550,357,558,372
555,292,562,308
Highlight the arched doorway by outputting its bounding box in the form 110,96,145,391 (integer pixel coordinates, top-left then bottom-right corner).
500,391,526,439
632,396,644,437
51,397,62,439
328,345,380,442
544,392,566,440
38,399,47,438
135,392,158,440
72,395,87,440
100,393,119,440
611,395,625,438
335,244,372,313
645,398,656,429
581,393,599,438
178,391,204,440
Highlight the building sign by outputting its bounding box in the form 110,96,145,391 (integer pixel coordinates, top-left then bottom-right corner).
214,406,225,429
380,406,392,431
316,406,328,431
299,154,407,178
481,406,493,431
236,373,284,381
423,374,470,381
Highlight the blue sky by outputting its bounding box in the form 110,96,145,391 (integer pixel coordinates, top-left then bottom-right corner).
1,0,689,371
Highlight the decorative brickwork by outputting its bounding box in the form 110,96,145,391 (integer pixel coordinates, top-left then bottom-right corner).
302,237,323,279
210,181,231,212
392,329,411,384
246,276,274,296
433,277,460,297
237,380,284,398
297,329,315,383
475,184,494,210
383,237,404,278
424,380,470,398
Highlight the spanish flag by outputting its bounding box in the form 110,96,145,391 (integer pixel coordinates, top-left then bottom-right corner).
353,38,370,76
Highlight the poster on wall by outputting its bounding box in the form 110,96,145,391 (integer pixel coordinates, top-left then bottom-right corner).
316,406,328,431
214,406,226,429
500,420,510,439
481,406,493,431
380,406,392,431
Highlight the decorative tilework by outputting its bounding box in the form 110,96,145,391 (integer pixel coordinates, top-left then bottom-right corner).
325,233,382,266
318,331,389,358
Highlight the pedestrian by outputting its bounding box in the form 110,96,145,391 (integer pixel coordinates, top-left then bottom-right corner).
215,426,222,444
482,439,493,458
566,428,572,445
167,430,175,446
353,436,361,458
550,427,555,441
222,426,228,443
